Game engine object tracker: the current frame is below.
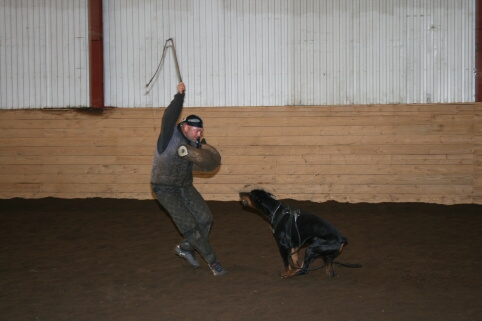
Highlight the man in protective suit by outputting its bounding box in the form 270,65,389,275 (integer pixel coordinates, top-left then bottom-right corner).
151,82,225,276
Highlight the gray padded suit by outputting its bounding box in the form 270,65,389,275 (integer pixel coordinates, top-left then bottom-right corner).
151,92,217,264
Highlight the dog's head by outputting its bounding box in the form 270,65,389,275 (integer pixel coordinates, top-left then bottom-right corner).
239,189,280,220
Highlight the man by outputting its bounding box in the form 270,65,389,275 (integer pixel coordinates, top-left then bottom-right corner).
151,82,225,276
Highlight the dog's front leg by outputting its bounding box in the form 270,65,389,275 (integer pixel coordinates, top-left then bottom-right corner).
278,246,295,278
289,248,300,270
279,247,304,278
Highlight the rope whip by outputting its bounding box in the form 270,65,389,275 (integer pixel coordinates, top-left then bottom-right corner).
145,38,182,93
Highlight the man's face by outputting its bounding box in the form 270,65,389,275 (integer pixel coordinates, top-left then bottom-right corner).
182,124,203,142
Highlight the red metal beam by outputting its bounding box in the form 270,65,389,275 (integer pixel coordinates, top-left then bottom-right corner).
476,0,482,101
88,0,104,108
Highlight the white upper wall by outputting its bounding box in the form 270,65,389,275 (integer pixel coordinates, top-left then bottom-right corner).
0,0,89,109
0,0,476,109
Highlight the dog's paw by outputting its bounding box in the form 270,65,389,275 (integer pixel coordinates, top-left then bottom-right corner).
280,272,291,279
280,270,297,279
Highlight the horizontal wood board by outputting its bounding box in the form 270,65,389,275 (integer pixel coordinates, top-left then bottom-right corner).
1,103,481,204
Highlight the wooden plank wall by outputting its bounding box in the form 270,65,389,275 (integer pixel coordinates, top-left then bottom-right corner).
476,104,482,203
1,104,481,204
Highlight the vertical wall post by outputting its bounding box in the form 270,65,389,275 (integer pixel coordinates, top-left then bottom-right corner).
88,0,104,108
476,0,482,101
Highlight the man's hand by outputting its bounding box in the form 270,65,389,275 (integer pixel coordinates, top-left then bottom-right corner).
177,82,185,94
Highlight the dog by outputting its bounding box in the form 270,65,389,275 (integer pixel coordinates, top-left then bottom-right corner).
239,189,348,279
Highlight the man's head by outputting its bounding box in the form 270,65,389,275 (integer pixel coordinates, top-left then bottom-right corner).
180,114,204,142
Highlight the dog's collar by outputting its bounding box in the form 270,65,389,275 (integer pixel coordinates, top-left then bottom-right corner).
271,204,300,233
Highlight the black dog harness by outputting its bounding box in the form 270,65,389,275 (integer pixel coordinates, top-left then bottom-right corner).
251,195,362,273
271,204,301,234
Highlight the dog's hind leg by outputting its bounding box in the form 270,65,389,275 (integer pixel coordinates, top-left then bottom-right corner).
322,247,345,277
322,256,335,277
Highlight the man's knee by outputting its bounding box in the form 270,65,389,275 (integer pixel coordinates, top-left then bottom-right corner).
184,228,203,244
198,222,212,236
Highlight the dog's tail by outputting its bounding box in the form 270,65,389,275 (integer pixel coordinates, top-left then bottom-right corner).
333,261,362,268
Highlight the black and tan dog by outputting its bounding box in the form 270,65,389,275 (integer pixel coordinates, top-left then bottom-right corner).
239,189,348,279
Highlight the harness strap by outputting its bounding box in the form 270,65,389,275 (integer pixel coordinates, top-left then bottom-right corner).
270,204,282,233
271,205,300,233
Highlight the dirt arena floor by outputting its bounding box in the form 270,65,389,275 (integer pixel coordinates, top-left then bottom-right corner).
1,197,481,321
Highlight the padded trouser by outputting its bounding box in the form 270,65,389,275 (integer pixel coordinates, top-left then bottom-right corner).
151,184,216,264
